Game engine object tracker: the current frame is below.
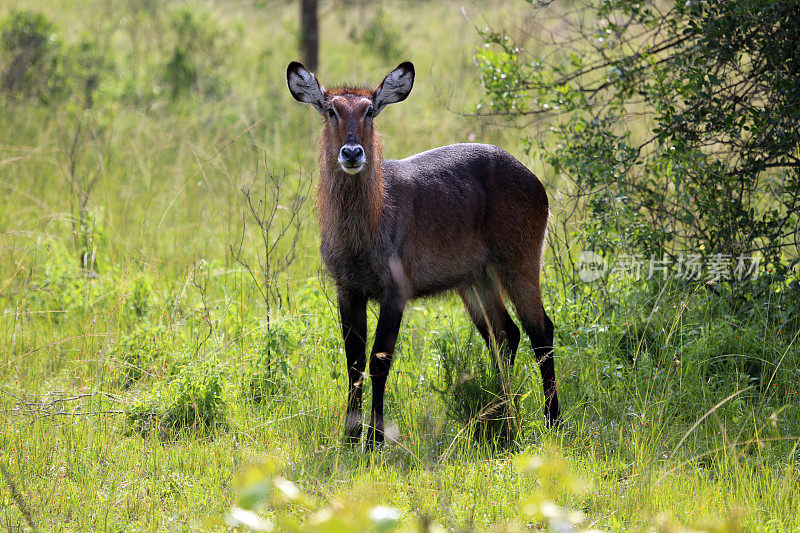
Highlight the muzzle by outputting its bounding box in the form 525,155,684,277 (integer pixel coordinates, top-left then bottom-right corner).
338,144,366,174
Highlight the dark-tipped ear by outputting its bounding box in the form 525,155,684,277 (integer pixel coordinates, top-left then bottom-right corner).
373,61,414,116
287,61,326,115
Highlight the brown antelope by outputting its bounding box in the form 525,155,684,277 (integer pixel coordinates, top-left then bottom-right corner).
287,61,559,447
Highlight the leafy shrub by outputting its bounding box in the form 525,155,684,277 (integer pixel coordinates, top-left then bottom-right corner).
434,329,520,443
0,10,106,105
110,323,186,389
163,47,196,98
359,8,403,62
28,239,104,319
474,40,528,114
0,10,66,101
126,363,227,439
127,275,153,319
69,32,107,107
161,5,229,98
26,233,159,325
220,303,254,345
476,0,800,288
740,273,800,340
612,316,674,367
242,324,293,403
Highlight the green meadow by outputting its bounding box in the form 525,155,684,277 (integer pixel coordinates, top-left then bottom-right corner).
0,1,797,531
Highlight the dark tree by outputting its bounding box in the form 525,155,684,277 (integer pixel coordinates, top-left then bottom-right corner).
300,0,318,71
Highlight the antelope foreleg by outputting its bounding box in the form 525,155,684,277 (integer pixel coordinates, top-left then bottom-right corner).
366,295,404,450
338,288,368,444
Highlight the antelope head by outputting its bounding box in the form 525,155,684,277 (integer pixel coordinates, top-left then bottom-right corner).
287,61,415,175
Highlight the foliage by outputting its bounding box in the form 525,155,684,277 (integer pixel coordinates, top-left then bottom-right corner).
27,238,105,318
127,275,154,318
476,0,800,280
161,5,231,99
0,10,105,105
1,5,232,107
358,8,404,63
0,10,65,101
243,323,293,403
125,362,227,439
692,322,774,390
110,323,187,389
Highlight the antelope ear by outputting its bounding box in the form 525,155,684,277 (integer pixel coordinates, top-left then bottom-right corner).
373,62,414,116
287,61,326,115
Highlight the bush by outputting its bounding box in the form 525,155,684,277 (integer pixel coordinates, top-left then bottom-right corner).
126,363,227,439
689,322,777,392
127,275,153,319
476,0,800,285
28,239,104,319
0,10,66,101
161,5,229,99
110,323,186,389
242,324,293,403
612,315,674,367
1,10,106,105
358,8,403,62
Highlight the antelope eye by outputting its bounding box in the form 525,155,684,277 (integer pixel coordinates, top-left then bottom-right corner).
365,107,374,118
327,108,336,118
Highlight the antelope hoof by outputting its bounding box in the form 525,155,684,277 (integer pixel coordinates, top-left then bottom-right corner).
545,410,562,429
365,426,384,451
343,428,362,445
343,411,363,445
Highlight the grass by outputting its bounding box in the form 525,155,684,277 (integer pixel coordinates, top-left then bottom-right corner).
1,0,798,531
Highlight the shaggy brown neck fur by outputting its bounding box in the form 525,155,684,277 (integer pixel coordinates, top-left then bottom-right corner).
317,125,385,251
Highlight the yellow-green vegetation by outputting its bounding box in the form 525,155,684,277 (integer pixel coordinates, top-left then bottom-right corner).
1,1,798,531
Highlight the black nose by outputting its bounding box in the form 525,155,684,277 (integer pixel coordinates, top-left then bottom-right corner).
340,145,364,164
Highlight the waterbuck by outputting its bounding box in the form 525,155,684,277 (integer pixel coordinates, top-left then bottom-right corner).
287,61,559,447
